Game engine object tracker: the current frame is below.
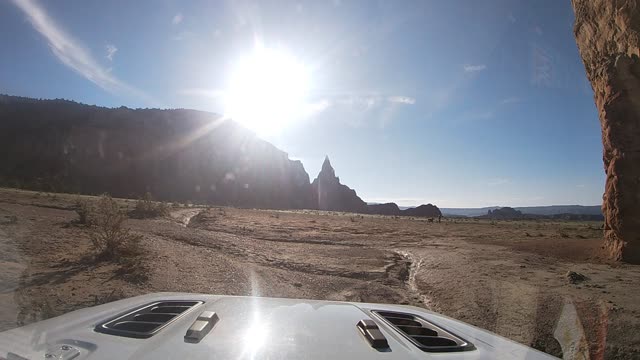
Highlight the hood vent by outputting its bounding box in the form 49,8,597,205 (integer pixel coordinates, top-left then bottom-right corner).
95,300,203,338
372,310,474,352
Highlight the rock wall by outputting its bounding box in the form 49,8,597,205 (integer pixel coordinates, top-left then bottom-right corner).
0,95,314,209
572,0,640,263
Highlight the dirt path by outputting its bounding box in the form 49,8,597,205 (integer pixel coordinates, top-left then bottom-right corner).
169,208,204,227
394,250,435,309
1,189,639,359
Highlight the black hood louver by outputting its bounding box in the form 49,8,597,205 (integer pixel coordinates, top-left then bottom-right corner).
95,300,203,338
372,310,474,352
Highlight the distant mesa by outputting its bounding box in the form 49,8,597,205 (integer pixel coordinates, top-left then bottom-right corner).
402,204,442,218
441,205,603,219
368,202,401,216
484,207,523,220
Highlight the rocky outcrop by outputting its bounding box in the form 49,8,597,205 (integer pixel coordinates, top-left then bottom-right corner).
0,95,314,209
572,0,640,263
368,203,401,216
402,204,442,218
310,157,369,213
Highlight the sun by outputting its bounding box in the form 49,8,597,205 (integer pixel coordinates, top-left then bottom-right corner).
224,47,309,136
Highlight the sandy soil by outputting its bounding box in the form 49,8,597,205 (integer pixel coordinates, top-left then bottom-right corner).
0,188,639,359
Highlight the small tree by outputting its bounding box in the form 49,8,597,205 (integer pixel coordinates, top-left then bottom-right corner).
90,194,141,259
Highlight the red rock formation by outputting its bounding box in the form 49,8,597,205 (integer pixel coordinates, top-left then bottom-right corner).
572,0,640,262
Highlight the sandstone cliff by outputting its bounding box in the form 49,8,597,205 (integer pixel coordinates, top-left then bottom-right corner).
572,0,640,263
0,95,314,209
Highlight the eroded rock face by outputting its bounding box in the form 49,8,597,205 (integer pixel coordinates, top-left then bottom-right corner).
572,0,640,263
311,157,369,213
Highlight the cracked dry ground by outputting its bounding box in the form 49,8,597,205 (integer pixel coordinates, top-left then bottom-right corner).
1,188,640,359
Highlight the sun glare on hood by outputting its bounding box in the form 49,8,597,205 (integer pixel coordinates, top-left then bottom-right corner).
224,46,309,136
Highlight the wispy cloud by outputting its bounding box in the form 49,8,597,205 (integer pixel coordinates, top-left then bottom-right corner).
534,26,543,36
171,30,195,41
11,0,149,101
388,96,415,105
105,44,117,61
500,96,520,104
532,45,553,87
172,13,183,25
463,64,487,72
488,178,511,186
474,111,494,120
305,99,331,114
333,93,415,108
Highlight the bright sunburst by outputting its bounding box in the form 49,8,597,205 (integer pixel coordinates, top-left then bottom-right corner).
224,46,309,135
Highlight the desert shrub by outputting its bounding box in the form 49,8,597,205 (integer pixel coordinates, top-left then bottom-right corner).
74,198,93,225
89,194,142,259
559,230,570,238
130,192,169,219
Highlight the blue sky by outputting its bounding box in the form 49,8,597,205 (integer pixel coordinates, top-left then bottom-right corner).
0,0,603,207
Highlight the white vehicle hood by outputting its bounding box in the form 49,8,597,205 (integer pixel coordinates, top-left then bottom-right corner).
0,293,557,359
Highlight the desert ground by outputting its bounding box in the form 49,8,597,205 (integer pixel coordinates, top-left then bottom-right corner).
0,188,639,359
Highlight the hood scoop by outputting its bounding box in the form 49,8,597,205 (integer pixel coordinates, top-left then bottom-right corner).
95,300,203,338
372,310,474,352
